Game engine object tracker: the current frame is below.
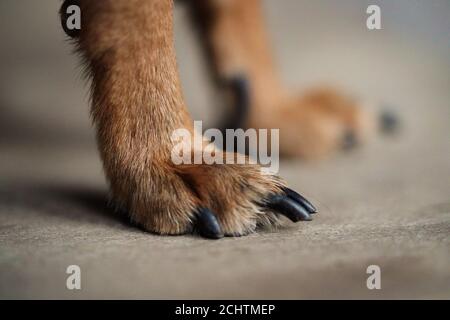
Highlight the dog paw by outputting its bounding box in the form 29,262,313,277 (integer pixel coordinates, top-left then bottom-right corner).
118,160,316,239
248,87,385,158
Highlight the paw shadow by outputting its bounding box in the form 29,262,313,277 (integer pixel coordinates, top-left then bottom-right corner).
0,182,133,229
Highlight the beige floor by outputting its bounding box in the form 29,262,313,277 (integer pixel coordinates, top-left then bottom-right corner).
0,1,449,299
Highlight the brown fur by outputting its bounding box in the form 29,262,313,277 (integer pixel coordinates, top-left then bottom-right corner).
63,0,373,236
193,0,375,158
67,0,290,236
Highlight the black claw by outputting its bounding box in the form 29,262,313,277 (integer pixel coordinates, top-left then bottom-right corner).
342,130,358,150
379,109,399,134
195,208,224,239
220,75,251,135
267,195,312,222
282,187,317,214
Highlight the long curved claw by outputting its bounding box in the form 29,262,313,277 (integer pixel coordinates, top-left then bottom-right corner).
195,208,224,239
380,109,399,134
282,187,317,214
266,195,312,222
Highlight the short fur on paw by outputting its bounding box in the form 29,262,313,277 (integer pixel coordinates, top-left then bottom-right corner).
247,87,377,159
115,158,317,239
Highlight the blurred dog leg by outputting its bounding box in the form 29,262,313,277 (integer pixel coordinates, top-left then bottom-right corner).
191,0,378,158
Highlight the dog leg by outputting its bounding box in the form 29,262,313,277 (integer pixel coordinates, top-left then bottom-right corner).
63,0,316,238
192,0,381,158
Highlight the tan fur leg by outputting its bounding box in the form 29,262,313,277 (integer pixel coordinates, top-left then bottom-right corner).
194,0,376,158
63,0,317,237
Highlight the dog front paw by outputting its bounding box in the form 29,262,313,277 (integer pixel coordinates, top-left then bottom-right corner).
116,161,316,239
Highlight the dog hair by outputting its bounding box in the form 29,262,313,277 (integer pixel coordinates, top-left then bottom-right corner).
60,0,383,238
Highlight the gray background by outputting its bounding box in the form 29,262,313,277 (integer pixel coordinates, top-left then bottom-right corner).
0,0,449,299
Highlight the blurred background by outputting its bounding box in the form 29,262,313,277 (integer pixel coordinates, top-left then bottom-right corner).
0,0,449,299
